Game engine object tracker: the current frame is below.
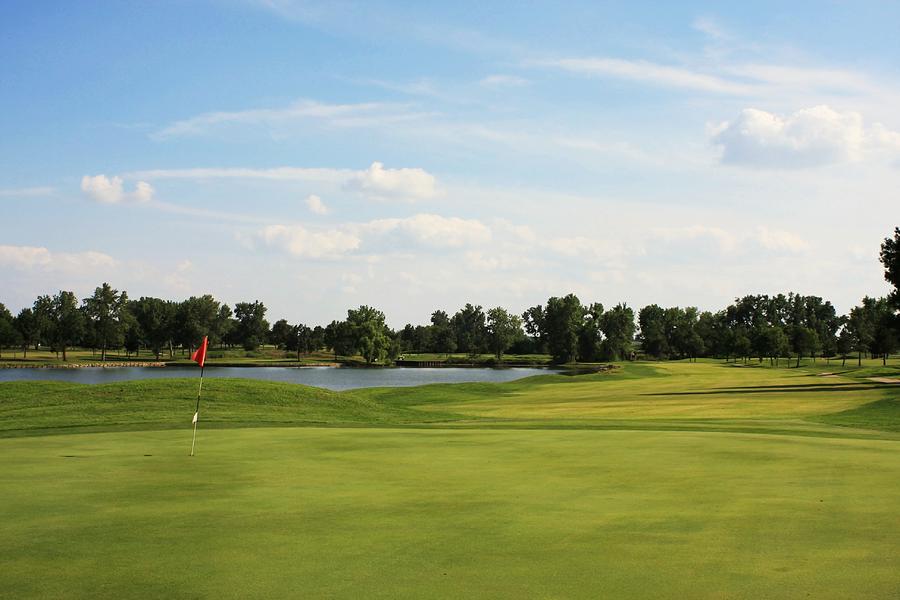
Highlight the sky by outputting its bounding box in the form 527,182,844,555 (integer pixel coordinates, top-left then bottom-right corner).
1,0,899,327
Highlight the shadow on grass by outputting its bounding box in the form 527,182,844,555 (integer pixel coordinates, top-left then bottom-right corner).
642,383,897,396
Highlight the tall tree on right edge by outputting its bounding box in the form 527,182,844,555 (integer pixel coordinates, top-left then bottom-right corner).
880,227,900,306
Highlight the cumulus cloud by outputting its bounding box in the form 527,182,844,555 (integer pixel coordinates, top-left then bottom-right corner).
81,174,154,204
652,225,738,253
364,213,491,248
253,213,491,260
305,194,329,215
345,161,439,202
542,236,628,262
258,224,361,259
711,105,900,167
754,226,810,253
0,245,117,271
649,225,809,256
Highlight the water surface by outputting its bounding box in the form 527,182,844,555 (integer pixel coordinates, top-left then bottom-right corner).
0,366,556,391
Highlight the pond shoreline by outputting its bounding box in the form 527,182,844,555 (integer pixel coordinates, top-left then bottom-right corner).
0,361,576,370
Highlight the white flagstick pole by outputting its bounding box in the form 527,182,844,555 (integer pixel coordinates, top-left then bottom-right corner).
190,364,205,457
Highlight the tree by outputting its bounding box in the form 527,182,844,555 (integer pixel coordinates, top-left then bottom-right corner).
82,283,129,361
544,294,584,363
130,297,176,360
486,307,523,360
324,319,354,360
176,295,221,352
310,325,325,353
429,310,456,355
578,302,604,362
599,303,635,361
38,291,83,361
791,326,820,367
847,300,876,366
0,303,20,358
880,227,900,307
522,304,546,353
733,330,752,363
836,328,853,367
14,308,39,357
212,304,234,348
638,304,669,359
285,324,312,360
270,319,293,349
451,304,487,357
122,309,141,356
234,301,269,351
868,296,898,365
346,305,390,364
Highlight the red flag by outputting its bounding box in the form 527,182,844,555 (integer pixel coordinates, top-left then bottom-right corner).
191,336,208,368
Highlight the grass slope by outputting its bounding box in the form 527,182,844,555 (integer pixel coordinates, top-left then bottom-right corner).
1,361,898,437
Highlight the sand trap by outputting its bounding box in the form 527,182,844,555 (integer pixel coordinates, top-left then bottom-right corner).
868,377,900,384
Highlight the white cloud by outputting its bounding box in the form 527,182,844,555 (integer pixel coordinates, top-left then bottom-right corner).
345,161,439,202
252,213,491,260
711,105,900,167
533,53,897,106
542,236,628,262
536,57,753,95
652,225,738,253
305,194,329,215
692,17,728,41
754,226,810,253
0,186,55,198
81,174,154,204
363,213,491,248
0,245,117,272
649,225,809,256
480,74,530,87
258,224,361,259
153,99,425,139
127,166,353,183
126,162,439,203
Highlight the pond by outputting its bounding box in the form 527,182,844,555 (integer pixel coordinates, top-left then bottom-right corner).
0,366,558,391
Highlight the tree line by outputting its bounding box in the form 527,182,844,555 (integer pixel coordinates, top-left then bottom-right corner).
1,228,898,365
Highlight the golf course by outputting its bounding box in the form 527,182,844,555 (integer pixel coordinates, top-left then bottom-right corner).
2,360,898,599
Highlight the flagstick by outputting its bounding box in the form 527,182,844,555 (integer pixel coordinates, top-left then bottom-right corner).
190,364,205,457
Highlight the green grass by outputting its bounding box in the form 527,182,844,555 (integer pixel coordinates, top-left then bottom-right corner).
1,360,899,598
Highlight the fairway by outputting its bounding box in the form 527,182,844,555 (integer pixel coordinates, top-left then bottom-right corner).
2,362,899,598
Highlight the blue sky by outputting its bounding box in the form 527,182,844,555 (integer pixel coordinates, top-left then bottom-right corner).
2,0,898,326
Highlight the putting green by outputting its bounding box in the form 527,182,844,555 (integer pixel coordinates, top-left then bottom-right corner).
1,360,898,598
2,428,898,599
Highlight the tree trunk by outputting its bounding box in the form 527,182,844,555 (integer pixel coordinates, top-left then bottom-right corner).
858,351,862,367
842,356,846,367
62,345,67,361
884,353,888,366
796,353,800,368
